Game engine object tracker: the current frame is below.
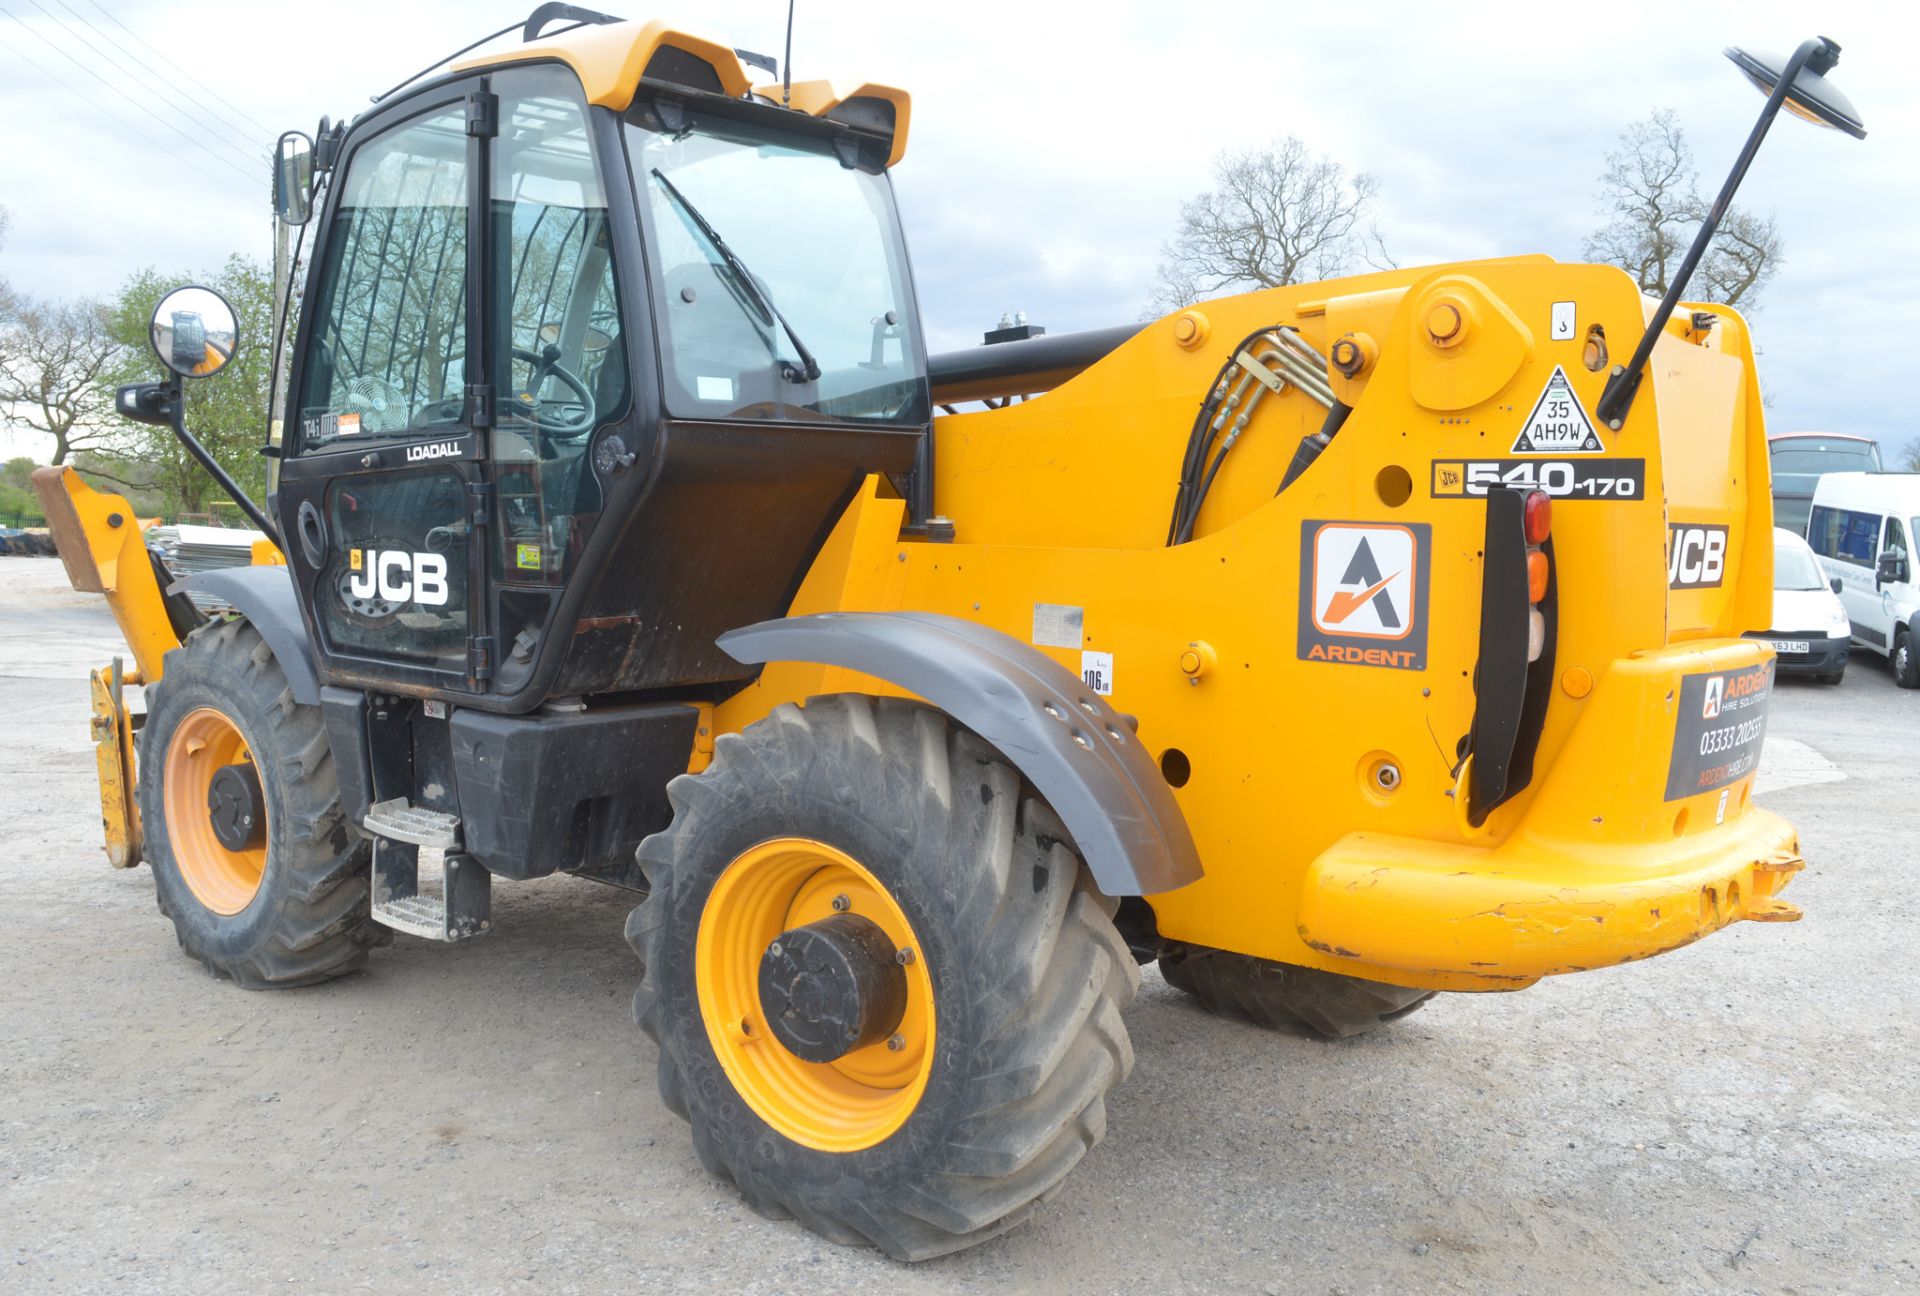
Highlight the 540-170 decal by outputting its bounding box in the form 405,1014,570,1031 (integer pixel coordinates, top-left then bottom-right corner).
1430,458,1646,500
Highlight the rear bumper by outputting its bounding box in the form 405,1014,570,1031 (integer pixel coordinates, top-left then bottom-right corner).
1299,809,1801,987
1296,638,1802,989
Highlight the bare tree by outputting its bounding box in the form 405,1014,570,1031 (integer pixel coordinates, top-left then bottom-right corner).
1896,437,1920,473
0,295,124,465
0,206,14,323
1150,137,1391,313
1585,109,1783,310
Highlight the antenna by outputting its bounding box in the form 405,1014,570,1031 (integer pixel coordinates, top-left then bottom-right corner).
782,0,794,107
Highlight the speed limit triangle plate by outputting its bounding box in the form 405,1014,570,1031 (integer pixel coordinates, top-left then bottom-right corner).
1511,365,1602,454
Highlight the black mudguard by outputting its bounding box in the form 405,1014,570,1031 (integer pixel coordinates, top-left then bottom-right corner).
717,611,1203,898
170,566,321,705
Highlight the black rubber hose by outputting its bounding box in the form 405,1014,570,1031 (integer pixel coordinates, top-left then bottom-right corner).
1166,325,1286,546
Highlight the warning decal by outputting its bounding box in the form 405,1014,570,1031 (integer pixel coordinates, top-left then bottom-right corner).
1511,365,1602,455
1298,521,1431,671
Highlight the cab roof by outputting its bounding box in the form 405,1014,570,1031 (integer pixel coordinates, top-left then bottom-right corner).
452,18,911,168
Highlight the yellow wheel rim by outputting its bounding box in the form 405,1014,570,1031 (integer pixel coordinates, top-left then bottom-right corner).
163,707,266,916
696,838,935,1153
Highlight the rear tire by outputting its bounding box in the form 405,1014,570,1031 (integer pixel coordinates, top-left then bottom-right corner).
1159,944,1433,1039
139,618,381,987
1894,630,1919,689
629,696,1138,1260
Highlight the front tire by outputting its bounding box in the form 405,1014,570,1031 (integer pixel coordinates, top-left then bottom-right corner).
139,618,381,987
629,696,1138,1260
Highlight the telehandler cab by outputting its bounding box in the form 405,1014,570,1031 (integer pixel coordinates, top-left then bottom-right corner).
34,9,1864,1258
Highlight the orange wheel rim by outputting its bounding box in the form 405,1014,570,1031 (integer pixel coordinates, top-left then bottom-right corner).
695,838,935,1153
163,707,266,915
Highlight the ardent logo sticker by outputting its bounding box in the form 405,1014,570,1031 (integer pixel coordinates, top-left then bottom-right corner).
1298,521,1430,670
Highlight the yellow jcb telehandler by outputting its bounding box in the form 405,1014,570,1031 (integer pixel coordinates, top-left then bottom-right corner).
34,7,1864,1258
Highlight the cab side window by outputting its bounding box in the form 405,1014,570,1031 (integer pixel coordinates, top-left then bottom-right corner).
489,67,626,586
1885,517,1908,562
296,106,470,450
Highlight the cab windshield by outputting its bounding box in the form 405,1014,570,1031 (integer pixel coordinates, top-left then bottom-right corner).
625,107,925,424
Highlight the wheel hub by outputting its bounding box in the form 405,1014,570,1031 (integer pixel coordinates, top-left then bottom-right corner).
207,762,266,852
758,913,907,1063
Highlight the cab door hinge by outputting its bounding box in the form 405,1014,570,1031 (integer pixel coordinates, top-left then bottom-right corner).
468,634,496,683
466,480,494,528
466,91,499,138
465,384,493,429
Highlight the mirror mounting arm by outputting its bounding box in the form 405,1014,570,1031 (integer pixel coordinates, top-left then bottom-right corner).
152,373,278,538
1594,36,1835,432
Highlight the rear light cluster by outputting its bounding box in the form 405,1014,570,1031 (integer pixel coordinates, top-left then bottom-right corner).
1523,490,1551,662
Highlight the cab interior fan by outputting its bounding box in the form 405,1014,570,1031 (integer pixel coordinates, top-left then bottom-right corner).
343,375,411,434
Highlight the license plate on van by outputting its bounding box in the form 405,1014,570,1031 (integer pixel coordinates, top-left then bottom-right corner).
1768,639,1810,655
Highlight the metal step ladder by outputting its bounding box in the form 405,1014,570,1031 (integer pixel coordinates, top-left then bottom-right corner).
363,798,491,941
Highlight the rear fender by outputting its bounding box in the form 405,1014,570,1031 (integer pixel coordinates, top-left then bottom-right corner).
717,611,1203,897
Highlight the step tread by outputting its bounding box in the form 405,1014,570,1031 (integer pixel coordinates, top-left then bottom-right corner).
364,798,460,849
371,893,450,940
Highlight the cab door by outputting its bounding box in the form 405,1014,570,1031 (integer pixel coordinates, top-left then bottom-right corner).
277,83,493,692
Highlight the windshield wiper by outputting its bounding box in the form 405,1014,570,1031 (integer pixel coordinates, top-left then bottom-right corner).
650,167,821,383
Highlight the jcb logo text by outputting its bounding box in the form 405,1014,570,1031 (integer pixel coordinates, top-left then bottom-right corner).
348,550,449,606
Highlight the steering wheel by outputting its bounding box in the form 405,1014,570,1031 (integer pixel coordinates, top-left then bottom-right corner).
507,345,597,438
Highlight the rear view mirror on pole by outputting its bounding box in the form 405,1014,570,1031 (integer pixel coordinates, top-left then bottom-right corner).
273,131,315,226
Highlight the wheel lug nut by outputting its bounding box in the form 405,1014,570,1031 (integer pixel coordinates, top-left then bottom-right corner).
830,894,850,912
895,946,915,965
886,1034,905,1052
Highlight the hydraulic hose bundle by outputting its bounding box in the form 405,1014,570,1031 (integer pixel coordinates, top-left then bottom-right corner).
1166,326,1336,546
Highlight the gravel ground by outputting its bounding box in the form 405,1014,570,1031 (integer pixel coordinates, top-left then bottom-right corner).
1,554,1915,1294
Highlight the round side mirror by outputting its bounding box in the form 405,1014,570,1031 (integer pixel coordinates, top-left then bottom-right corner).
274,131,315,226
151,285,239,380
1725,43,1868,139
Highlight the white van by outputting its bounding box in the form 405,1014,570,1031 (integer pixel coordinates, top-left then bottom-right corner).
1806,472,1920,687
1756,527,1852,683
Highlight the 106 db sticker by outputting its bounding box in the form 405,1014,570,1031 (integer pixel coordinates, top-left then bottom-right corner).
1665,661,1773,801
1431,458,1646,500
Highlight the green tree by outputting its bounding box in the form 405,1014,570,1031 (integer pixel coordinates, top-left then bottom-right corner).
100,256,273,518
0,454,41,526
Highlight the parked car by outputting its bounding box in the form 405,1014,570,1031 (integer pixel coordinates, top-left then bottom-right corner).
1770,432,1882,536
1749,527,1851,683
1807,472,1920,687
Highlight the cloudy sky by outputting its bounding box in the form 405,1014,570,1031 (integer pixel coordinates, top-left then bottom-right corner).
2,0,1915,460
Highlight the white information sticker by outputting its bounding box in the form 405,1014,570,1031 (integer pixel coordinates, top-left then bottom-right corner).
1550,301,1576,341
1080,650,1114,696
695,375,735,401
1032,603,1084,649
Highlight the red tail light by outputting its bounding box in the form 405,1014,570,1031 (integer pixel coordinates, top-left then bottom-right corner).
1523,490,1552,544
